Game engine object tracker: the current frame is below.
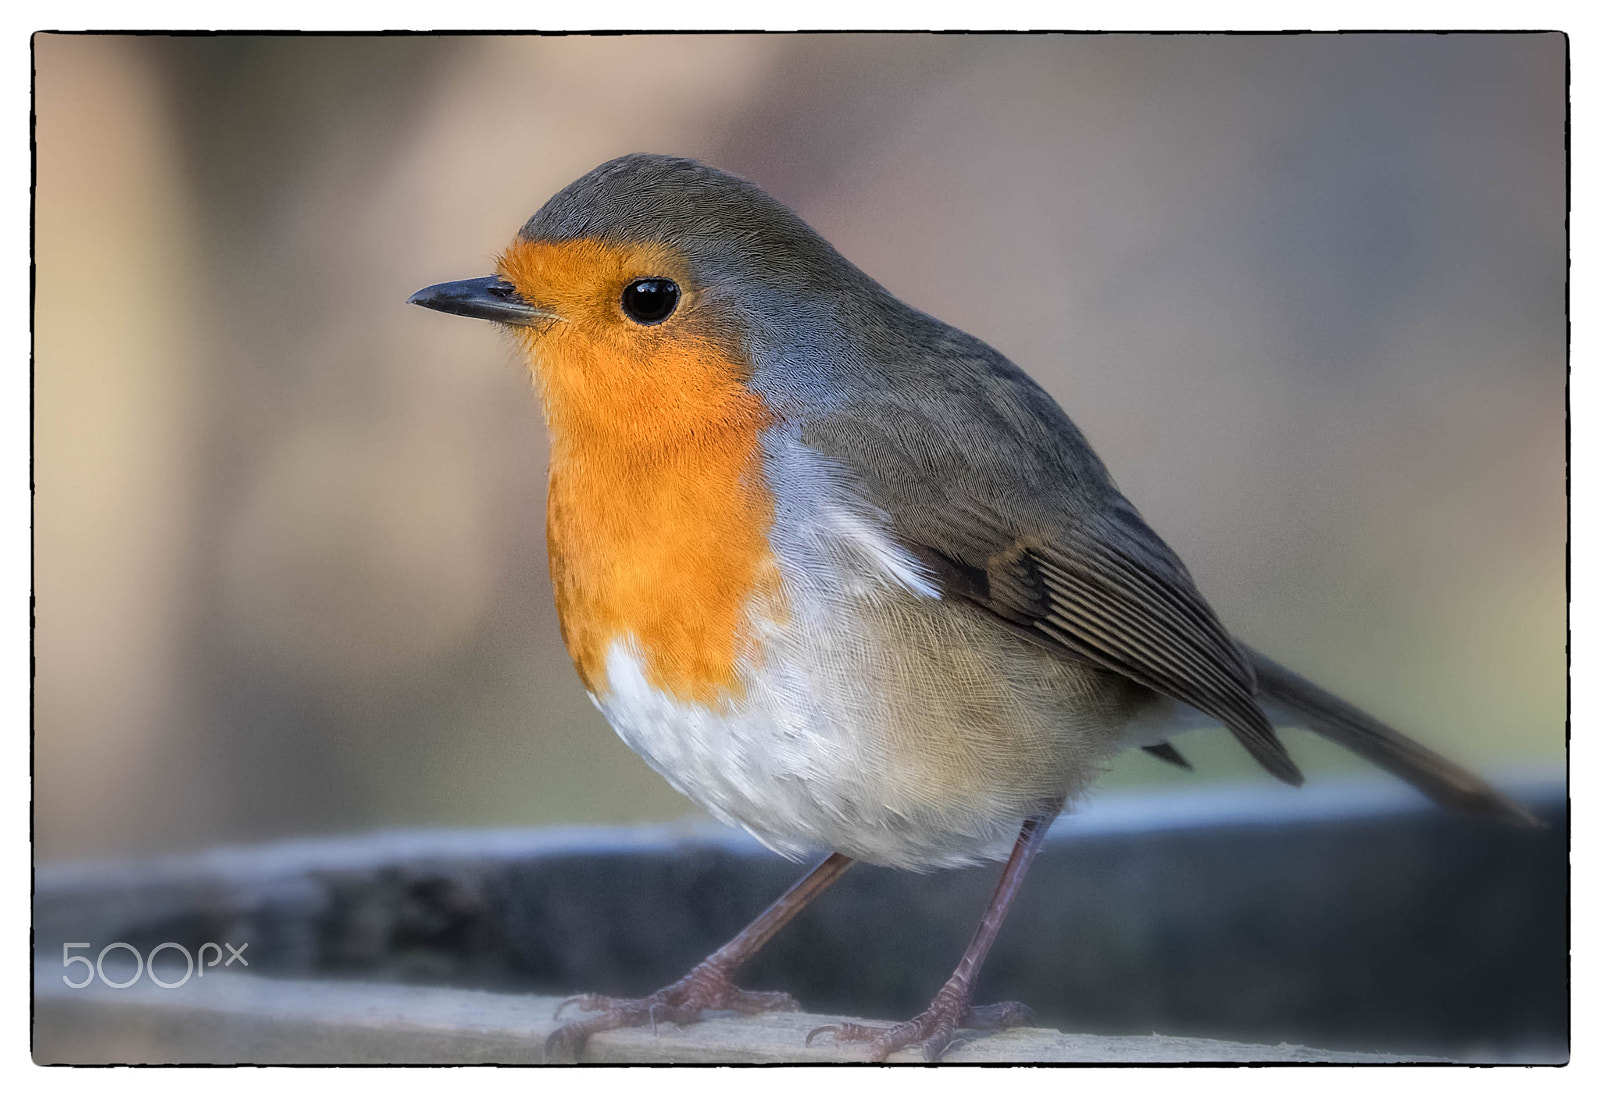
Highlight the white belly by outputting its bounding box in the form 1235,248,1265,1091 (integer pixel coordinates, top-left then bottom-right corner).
588,439,1136,871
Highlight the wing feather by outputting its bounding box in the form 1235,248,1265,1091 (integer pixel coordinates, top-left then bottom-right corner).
792,341,1302,786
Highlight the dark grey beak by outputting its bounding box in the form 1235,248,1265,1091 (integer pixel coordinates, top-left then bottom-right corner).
407,276,559,326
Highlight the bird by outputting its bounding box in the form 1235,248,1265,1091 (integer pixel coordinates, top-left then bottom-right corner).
408,153,1536,1062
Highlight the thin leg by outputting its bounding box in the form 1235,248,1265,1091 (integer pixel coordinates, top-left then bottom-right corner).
544,851,854,1061
809,816,1053,1061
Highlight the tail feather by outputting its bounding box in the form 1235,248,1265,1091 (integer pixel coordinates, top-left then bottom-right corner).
1243,645,1539,828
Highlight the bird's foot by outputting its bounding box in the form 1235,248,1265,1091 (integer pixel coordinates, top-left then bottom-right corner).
807,981,1033,1062
543,960,800,1062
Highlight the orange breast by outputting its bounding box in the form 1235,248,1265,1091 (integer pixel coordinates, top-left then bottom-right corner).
497,238,785,706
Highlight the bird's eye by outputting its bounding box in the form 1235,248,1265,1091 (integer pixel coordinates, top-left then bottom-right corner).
620,278,680,324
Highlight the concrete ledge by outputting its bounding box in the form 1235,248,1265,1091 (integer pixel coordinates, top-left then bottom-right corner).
34,969,1412,1064
34,775,1567,1064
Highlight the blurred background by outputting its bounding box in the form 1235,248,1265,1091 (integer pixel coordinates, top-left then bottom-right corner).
34,33,1566,864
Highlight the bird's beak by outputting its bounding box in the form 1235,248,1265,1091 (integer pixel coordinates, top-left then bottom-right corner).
407,276,560,326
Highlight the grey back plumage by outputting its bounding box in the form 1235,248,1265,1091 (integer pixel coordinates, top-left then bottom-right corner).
786,323,1303,787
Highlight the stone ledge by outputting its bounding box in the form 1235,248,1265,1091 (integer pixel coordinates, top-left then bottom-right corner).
34,776,1566,1064
33,969,1413,1064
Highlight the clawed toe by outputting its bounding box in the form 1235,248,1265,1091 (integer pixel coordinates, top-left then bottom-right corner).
542,966,803,1062
805,1024,837,1047
811,995,1036,1061
552,993,611,1022
805,1021,883,1047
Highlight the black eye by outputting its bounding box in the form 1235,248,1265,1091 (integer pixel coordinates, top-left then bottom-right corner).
621,278,680,324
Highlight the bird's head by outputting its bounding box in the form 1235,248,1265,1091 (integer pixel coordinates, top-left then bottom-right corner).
409,154,874,448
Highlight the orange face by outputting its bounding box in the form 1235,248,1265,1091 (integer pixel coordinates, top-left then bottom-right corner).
496,237,784,707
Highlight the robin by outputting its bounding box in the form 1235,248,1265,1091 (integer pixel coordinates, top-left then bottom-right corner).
409,153,1536,1062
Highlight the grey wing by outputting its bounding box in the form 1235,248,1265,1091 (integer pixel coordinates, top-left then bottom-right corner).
796,351,1303,786
914,500,1303,786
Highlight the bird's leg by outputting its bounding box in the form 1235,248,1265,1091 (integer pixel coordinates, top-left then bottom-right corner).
808,815,1052,1061
544,851,855,1061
